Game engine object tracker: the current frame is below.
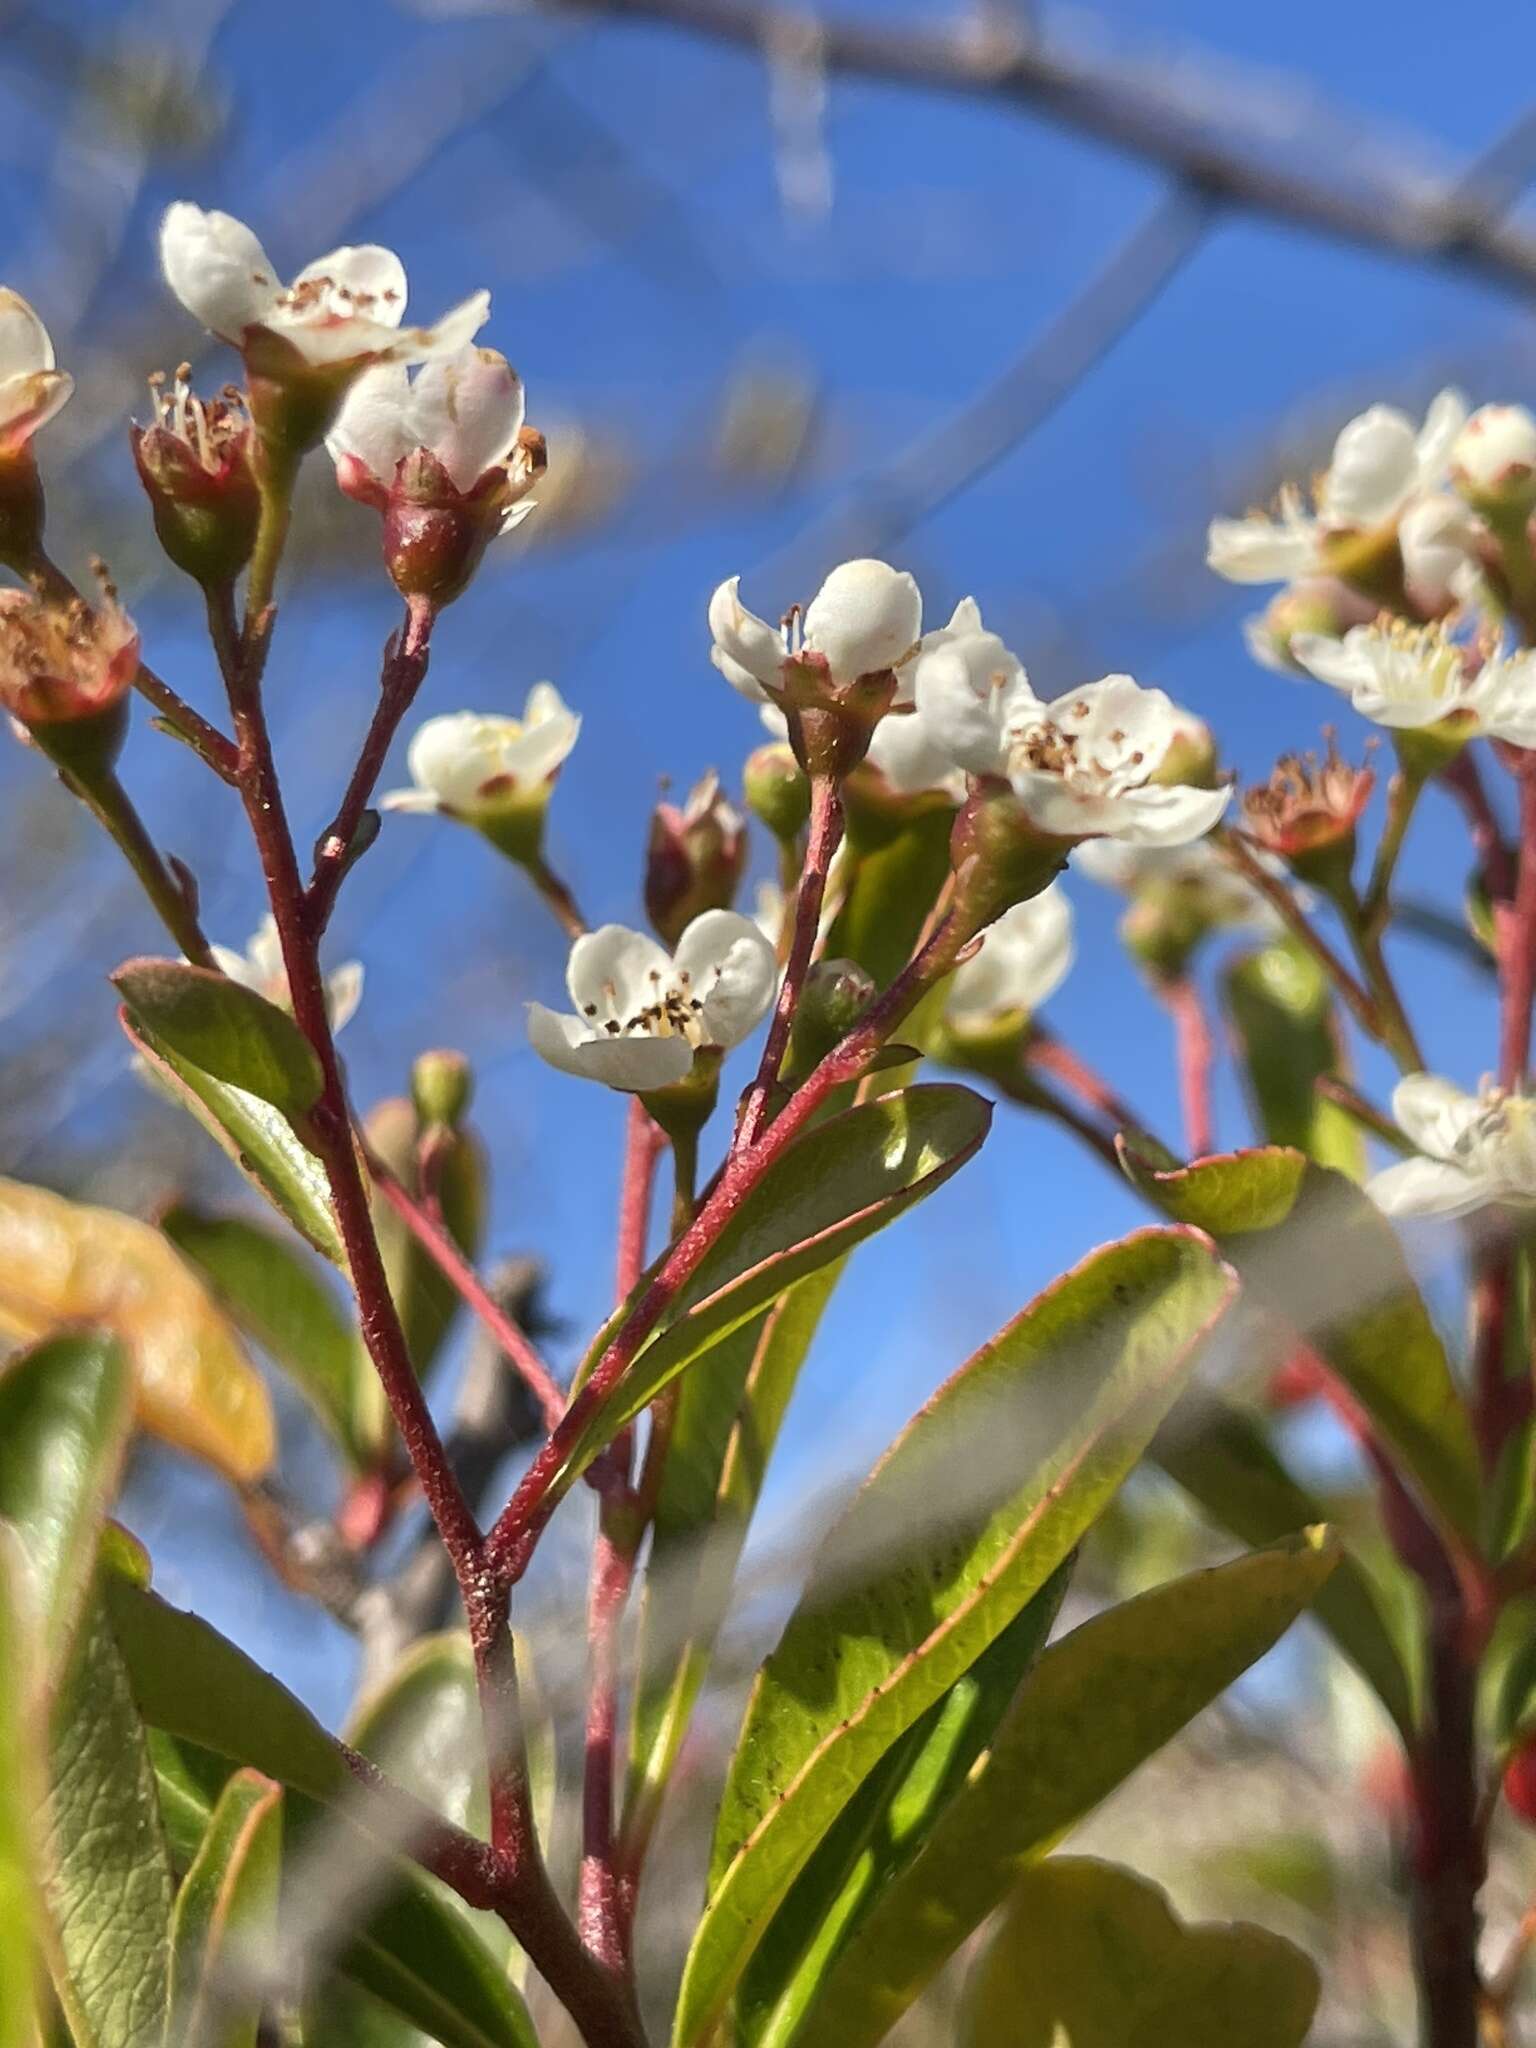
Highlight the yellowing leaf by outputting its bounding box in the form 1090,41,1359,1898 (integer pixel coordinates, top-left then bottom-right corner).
0,1179,275,1484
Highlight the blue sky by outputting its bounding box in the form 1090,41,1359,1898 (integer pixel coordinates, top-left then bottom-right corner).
2,0,1534,1722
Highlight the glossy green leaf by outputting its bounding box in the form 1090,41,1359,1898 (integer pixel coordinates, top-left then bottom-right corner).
125,1015,344,1266
960,1857,1319,2047
149,1733,538,2048
168,1769,282,2048
561,1085,990,1502
626,1266,842,1847
113,958,324,1118
736,1564,1073,2048
346,1634,488,1837
159,1206,362,1464
1224,943,1365,1180
0,1332,132,1677
1153,1396,1414,1738
0,1527,45,2048
43,1590,174,2048
796,1532,1335,2047
1122,1142,1481,1548
825,809,956,988
672,1227,1238,2046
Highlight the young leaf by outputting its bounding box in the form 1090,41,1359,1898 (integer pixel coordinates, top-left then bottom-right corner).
0,1177,275,1486
159,1206,363,1465
959,1857,1319,2047
794,1532,1336,2048
735,1564,1073,2048
1223,943,1365,1180
1122,1142,1482,1549
43,1589,175,2048
167,1769,282,2048
112,957,324,1118
671,1227,1239,2047
0,1527,47,2048
125,1015,345,1265
1153,1395,1414,1739
0,1331,132,1677
556,1085,991,1500
626,1266,843,1849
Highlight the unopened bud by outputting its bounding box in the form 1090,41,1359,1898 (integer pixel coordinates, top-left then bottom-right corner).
744,741,812,844
784,957,875,1079
645,771,747,948
1245,579,1370,674
1454,404,1536,515
1148,711,1218,792
1120,884,1211,981
411,1047,474,1132
378,433,546,609
948,779,1069,942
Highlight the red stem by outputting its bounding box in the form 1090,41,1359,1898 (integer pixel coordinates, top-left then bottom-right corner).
1498,758,1536,1088
1442,748,1516,910
366,1147,567,1435
737,773,843,1147
1161,974,1215,1158
1026,1027,1146,1131
484,910,969,1583
579,1529,638,1978
616,1098,663,1301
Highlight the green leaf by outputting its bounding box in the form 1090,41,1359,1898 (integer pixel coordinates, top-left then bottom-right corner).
626,1267,842,1848
167,1769,282,2048
559,1085,990,1501
1153,1396,1415,1738
113,958,324,1118
960,1857,1319,2047
797,1532,1336,2048
0,1527,46,2048
0,1332,132,1678
43,1589,174,2048
672,1227,1239,2046
825,810,956,989
1122,1142,1482,1549
1223,943,1365,1180
159,1206,362,1465
125,1015,344,1266
736,1564,1073,2048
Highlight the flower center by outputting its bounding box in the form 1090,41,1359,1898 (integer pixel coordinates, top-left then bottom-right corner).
273,273,402,328
148,365,250,471
1004,704,1148,798
582,967,711,1045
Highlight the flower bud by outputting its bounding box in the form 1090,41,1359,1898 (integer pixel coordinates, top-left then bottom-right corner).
1239,738,1374,889
1244,579,1371,674
411,1047,474,1132
784,957,875,1079
1454,404,1536,515
1147,710,1218,791
644,771,747,948
1506,1739,1536,1829
379,432,546,608
0,574,137,777
1118,883,1213,981
948,779,1070,942
743,741,812,844
131,367,259,587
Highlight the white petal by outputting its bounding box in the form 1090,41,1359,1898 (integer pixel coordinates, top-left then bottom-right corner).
379,788,442,815
1398,494,1482,609
1368,1155,1489,1220
911,635,1026,779
0,368,72,449
325,961,364,1033
293,244,408,326
1018,778,1228,848
1288,631,1373,697
1205,515,1317,585
944,596,984,637
864,710,966,798
325,361,414,482
406,712,499,806
1321,404,1417,528
1046,675,1175,755
566,924,672,1021
1389,1073,1483,1162
387,290,491,365
159,203,281,340
947,885,1074,1023
709,576,782,696
1413,388,1468,483
0,289,53,379
803,559,922,683
511,687,580,784
209,942,260,989
409,347,525,490
673,910,778,1050
526,1003,692,1090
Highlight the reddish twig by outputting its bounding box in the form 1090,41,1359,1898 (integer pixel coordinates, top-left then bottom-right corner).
1159,974,1215,1159
1498,757,1536,1088
616,1097,664,1302
737,773,843,1148
579,1528,638,1979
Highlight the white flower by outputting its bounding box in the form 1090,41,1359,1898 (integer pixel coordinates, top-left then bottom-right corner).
383,687,579,820
1206,389,1466,585
1290,619,1536,741
0,289,72,454
1453,404,1536,497
945,884,1073,1030
527,910,776,1092
327,347,535,529
862,709,967,799
709,558,922,700
915,660,1229,849
212,915,362,1033
159,204,488,369
1397,494,1484,610
1370,1074,1536,1220
1074,836,1290,935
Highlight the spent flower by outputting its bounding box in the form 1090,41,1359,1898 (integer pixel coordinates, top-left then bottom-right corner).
527,910,776,1093
131,364,259,584
1240,740,1375,876
0,577,138,773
